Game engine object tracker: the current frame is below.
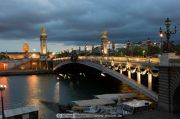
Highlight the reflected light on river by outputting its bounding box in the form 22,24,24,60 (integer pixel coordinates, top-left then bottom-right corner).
0,76,9,86
0,74,147,119
0,76,10,109
26,75,39,104
53,82,59,103
27,75,38,86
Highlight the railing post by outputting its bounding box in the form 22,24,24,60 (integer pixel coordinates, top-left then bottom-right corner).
137,71,141,84
128,70,131,79
120,69,122,74
148,73,152,90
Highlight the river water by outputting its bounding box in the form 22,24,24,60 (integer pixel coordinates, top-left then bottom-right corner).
0,74,132,119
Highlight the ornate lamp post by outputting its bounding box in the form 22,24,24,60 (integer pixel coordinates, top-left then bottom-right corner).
159,28,164,53
0,85,6,119
159,17,176,53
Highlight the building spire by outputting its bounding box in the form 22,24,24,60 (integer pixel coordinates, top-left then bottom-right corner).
41,26,47,35
101,31,107,39
40,25,48,56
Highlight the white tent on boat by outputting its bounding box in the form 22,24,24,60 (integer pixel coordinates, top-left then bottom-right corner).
122,99,152,108
94,93,135,100
72,99,115,107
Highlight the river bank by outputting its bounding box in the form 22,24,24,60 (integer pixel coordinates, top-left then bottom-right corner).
0,70,54,76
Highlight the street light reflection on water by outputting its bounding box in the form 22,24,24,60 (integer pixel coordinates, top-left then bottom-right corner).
0,75,60,118
0,74,143,119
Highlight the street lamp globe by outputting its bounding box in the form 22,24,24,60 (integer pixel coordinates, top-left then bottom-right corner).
159,27,164,37
160,33,163,38
0,85,6,91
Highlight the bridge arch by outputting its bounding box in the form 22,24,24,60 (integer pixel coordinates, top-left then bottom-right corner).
54,61,158,101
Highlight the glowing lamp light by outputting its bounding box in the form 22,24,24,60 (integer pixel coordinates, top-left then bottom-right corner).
32,53,36,58
83,73,86,77
32,62,37,65
52,52,55,55
3,63,7,70
0,85,6,90
142,50,146,55
101,73,106,77
160,33,163,38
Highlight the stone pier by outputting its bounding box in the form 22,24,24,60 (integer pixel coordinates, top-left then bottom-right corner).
158,53,180,113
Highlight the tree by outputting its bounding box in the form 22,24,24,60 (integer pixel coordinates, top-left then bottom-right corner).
147,46,160,56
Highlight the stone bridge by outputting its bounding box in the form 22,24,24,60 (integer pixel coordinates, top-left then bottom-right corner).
53,56,159,101
53,55,180,113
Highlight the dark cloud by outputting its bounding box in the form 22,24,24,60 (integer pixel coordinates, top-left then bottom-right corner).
0,0,180,46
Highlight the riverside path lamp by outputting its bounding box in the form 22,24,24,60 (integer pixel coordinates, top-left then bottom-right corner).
0,85,6,119
159,17,176,53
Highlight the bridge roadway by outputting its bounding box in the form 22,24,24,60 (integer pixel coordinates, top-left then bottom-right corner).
53,60,158,102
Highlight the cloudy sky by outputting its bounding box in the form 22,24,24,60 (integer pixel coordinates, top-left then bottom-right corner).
0,0,180,52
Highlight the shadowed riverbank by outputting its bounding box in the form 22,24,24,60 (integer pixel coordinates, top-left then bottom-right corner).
0,70,54,76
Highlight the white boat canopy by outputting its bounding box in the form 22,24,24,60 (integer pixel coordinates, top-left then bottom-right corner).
94,93,135,100
122,99,152,108
72,99,115,107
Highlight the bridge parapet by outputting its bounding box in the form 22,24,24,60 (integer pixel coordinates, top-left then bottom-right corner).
54,56,159,65
53,56,160,80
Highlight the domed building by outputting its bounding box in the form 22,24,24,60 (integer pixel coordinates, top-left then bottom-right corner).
22,42,30,52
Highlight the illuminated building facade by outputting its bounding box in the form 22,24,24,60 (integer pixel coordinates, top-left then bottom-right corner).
40,26,47,57
0,26,55,71
22,42,30,52
101,32,109,55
